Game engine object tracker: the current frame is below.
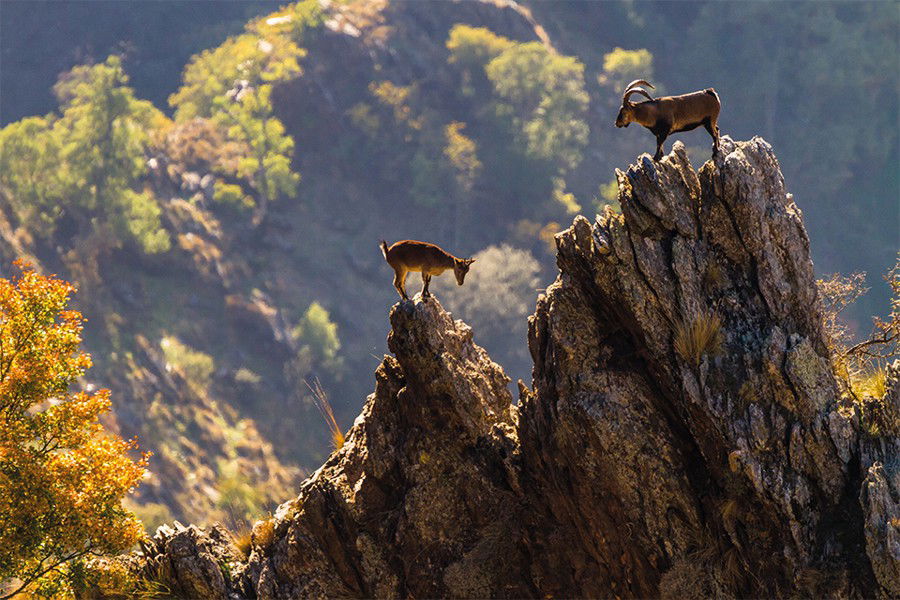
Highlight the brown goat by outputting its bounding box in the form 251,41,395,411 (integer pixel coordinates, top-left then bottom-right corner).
615,79,721,161
380,239,475,301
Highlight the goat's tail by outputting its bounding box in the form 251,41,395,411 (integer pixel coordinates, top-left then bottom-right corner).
705,88,721,105
379,240,389,260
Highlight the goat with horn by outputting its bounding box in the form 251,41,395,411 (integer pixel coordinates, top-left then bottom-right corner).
615,79,721,161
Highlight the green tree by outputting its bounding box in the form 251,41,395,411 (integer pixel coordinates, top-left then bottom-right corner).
292,301,342,374
599,47,654,93
0,56,171,254
52,56,170,253
0,116,63,236
0,57,170,253
485,42,590,172
215,83,300,222
170,21,304,222
446,24,514,96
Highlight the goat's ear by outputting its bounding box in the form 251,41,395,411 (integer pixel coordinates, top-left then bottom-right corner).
466,258,476,265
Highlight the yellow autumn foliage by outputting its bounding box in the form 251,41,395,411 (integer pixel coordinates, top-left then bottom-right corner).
0,262,148,599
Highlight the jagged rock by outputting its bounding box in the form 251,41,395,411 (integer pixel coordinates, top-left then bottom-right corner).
116,138,896,599
231,297,529,599
520,137,874,598
137,522,241,600
862,461,900,597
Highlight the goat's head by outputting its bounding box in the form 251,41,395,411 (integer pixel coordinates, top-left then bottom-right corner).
453,257,475,285
616,79,655,127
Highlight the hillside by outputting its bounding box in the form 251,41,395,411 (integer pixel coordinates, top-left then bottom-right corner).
1,0,897,537
108,138,899,599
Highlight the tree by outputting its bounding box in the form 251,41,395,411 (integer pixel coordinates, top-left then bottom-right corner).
485,42,589,173
598,47,654,94
53,56,171,254
445,25,590,219
0,56,171,254
292,301,342,374
215,83,300,222
0,262,147,599
170,25,303,222
0,116,63,237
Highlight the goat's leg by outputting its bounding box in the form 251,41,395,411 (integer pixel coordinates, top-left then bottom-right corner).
654,133,667,161
705,118,720,156
393,268,409,300
421,273,431,298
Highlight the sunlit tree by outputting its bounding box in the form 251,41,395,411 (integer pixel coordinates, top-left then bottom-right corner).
0,117,63,236
53,56,170,253
0,262,147,598
0,56,170,254
170,27,303,222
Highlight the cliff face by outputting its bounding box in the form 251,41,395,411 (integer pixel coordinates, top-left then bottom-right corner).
129,138,899,599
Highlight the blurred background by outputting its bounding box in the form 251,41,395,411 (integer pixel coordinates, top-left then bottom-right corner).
1,0,896,531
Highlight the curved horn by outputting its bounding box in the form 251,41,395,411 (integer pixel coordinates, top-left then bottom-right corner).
623,86,654,103
624,79,655,92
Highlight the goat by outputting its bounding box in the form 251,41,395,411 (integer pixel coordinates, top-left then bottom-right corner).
615,79,721,161
380,239,475,301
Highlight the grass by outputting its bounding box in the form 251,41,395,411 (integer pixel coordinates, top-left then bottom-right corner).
851,366,887,400
674,312,724,367
306,378,345,450
231,516,275,559
231,526,253,560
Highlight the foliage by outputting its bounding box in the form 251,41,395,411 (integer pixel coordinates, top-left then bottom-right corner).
595,178,622,214
126,501,173,537
168,5,312,218
446,24,514,77
0,263,147,599
157,117,247,175
681,3,898,237
216,459,264,526
0,56,170,254
213,181,252,209
0,116,63,236
552,177,581,214
213,82,300,217
444,25,589,223
65,556,168,600
443,122,481,194
292,301,342,374
599,47,654,91
819,255,900,412
169,32,303,122
160,336,215,391
485,41,589,172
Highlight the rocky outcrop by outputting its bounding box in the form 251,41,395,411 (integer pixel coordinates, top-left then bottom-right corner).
520,137,878,598
119,138,898,599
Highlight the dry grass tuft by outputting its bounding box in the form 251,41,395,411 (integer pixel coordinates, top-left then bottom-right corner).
306,378,345,450
674,313,724,367
231,526,253,559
